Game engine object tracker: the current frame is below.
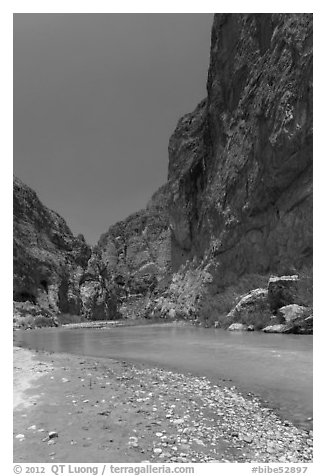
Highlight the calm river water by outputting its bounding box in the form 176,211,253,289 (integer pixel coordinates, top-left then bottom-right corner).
14,324,313,428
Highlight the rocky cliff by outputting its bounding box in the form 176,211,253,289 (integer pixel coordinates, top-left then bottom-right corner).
95,184,172,318
164,13,312,308
13,176,120,325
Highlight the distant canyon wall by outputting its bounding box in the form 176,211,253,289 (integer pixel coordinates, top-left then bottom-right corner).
13,176,119,320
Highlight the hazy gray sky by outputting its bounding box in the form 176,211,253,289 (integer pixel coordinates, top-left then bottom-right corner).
14,13,213,245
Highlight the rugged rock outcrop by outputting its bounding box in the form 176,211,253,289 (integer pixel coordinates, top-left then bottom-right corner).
226,288,269,321
168,13,312,289
13,176,119,323
277,304,310,323
262,312,313,334
157,13,313,329
225,280,313,333
95,184,172,317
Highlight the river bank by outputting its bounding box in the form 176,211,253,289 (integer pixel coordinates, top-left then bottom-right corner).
13,346,313,463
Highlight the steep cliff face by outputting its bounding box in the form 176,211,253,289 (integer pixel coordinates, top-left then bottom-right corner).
96,184,171,316
13,176,119,322
168,13,312,289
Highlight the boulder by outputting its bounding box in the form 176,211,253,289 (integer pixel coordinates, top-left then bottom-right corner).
277,304,310,323
287,312,313,334
227,288,269,321
267,275,299,311
263,310,313,334
228,323,248,331
262,324,292,333
226,288,271,329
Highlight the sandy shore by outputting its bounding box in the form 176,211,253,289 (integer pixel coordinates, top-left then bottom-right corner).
13,346,313,463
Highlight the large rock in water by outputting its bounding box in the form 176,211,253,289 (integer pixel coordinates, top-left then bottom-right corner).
167,14,312,289
262,324,292,334
13,176,119,320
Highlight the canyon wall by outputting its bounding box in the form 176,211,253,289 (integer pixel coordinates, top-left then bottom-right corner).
168,13,312,290
13,176,119,323
95,184,172,317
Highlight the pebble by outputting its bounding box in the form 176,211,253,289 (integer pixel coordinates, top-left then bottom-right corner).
14,351,312,464
243,435,253,443
174,419,184,424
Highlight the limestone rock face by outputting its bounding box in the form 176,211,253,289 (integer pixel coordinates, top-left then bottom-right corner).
96,184,172,315
168,14,312,288
145,263,214,321
13,176,119,320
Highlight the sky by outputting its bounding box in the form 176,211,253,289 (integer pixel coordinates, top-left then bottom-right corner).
13,13,213,245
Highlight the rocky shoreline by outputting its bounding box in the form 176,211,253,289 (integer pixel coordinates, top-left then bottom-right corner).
14,346,313,463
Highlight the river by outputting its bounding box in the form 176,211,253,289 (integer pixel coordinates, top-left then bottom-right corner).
14,324,313,428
